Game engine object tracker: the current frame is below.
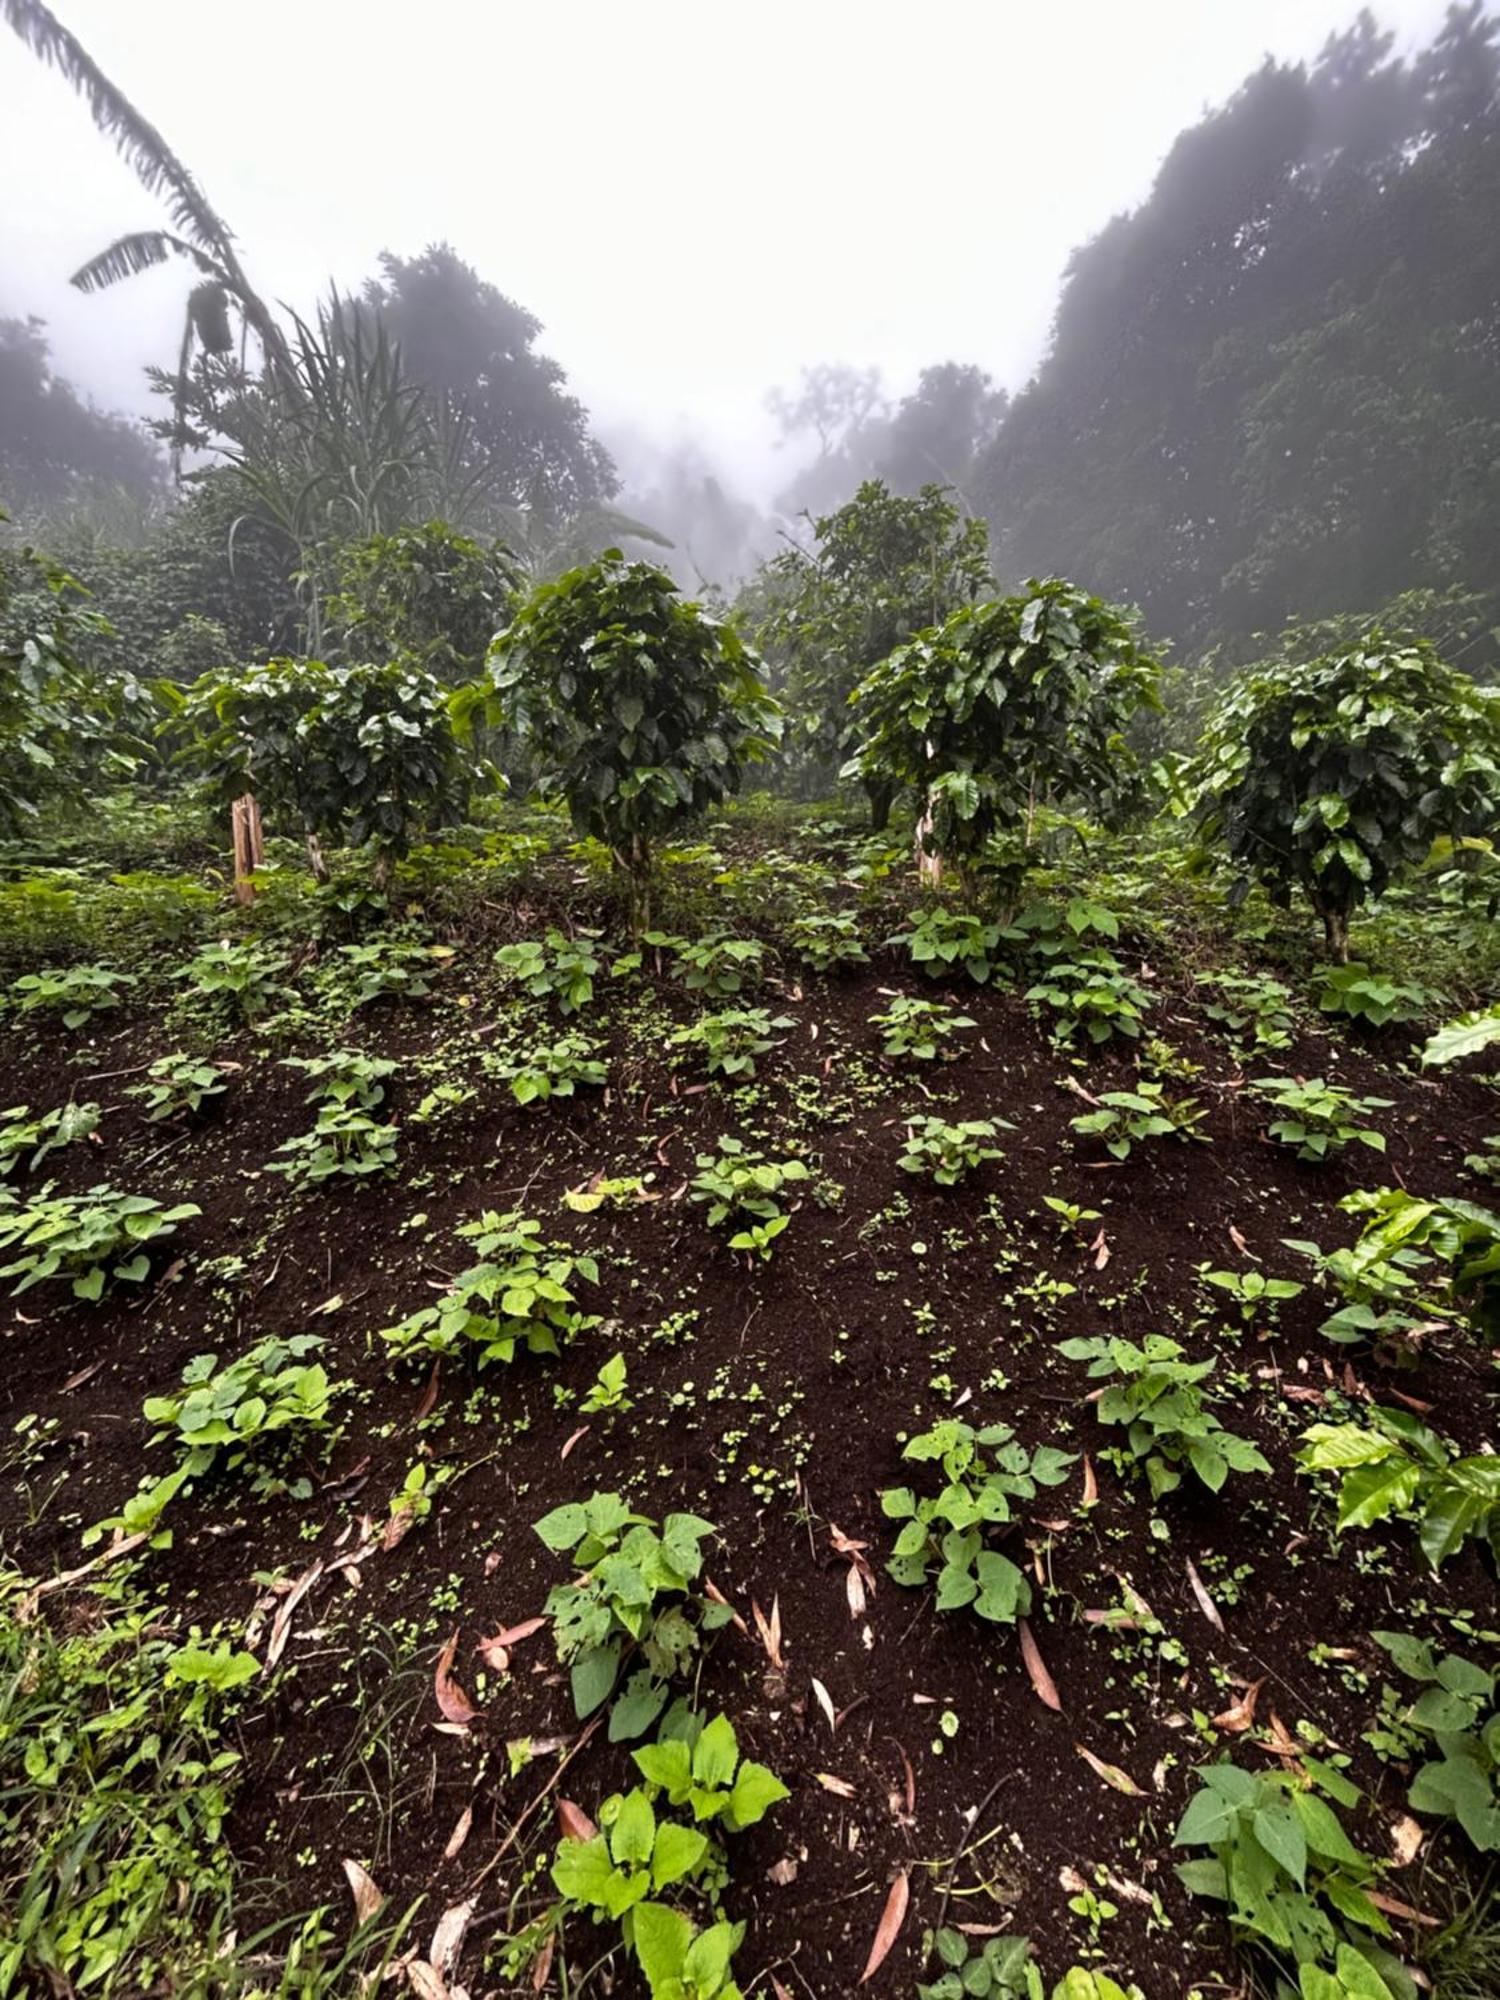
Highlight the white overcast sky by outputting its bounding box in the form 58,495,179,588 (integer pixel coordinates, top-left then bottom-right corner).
0,0,1456,496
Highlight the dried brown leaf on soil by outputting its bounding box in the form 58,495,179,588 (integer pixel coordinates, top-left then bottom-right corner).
859,1871,909,1984
530,1933,555,1992
556,1799,598,1842
429,1897,476,1977
1185,1559,1225,1633
1081,1455,1099,1508
815,1772,856,1799
703,1576,749,1636
1391,1815,1424,1867
434,1630,477,1726
412,1360,441,1423
1075,1743,1145,1796
1365,1888,1439,1927
443,1805,473,1861
753,1595,785,1669
342,1858,385,1925
810,1677,837,1732
1212,1679,1264,1733
560,1426,589,1462
1018,1619,1062,1711
476,1616,547,1672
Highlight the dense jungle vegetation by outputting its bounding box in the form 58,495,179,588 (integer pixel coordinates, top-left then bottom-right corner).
1,4,1499,1999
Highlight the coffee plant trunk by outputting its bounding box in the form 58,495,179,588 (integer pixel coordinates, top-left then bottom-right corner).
230,793,264,904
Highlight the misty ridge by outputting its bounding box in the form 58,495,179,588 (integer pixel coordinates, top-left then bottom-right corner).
2,1,1497,681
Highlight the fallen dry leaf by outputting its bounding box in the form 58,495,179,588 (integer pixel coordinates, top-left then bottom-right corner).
1185,1558,1225,1633
767,1855,799,1886
1365,1888,1439,1927
413,1360,441,1423
1081,1455,1099,1508
1018,1618,1062,1711
556,1798,598,1842
810,1677,837,1732
443,1805,473,1861
1090,1226,1111,1270
406,1965,446,2000
859,1871,909,1984
1212,1678,1264,1734
1076,1743,1146,1796
429,1896,476,1977
531,1932,555,1992
752,1596,785,1670
476,1616,547,1672
1229,1224,1253,1258
342,1857,385,1926
434,1630,477,1727
815,1772,855,1798
1391,1815,1424,1867
560,1426,589,1462
703,1576,749,1636
1260,1710,1300,1761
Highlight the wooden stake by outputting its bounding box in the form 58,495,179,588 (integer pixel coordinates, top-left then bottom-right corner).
231,793,264,903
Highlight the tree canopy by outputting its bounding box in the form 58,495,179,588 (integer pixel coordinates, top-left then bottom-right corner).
973,5,1500,655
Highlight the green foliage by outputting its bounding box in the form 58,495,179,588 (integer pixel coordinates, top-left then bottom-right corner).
1466,1134,1500,1185
1059,1334,1271,1499
1198,1264,1304,1332
472,555,780,922
318,938,445,1010
0,1184,199,1300
176,938,292,1022
1421,1007,1500,1069
10,961,134,1028
1069,1081,1206,1159
881,1418,1075,1626
1192,644,1500,959
533,1492,731,1736
669,1007,792,1081
1371,1633,1498,1854
266,1050,399,1184
891,906,1004,984
581,1352,633,1415
1317,963,1430,1029
0,1590,257,1997
630,1709,789,1836
326,519,519,684
1289,1186,1500,1350
868,993,975,1060
0,1099,99,1177
898,1114,1010,1186
919,1929,1042,2000
644,931,765,997
1298,1405,1500,1570
1026,950,1151,1044
1197,970,1297,1054
785,908,867,972
176,655,469,881
748,480,991,806
499,1030,607,1106
381,1211,599,1369
1,538,134,837
843,578,1160,885
126,1051,228,1123
689,1138,810,1258
1252,1076,1391,1162
494,928,601,1014
143,1333,340,1498
282,1047,396,1112
1172,1759,1397,1986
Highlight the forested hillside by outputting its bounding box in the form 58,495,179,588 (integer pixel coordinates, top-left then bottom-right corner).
974,5,1500,654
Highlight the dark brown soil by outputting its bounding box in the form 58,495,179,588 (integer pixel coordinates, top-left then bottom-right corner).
3,911,1497,1999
